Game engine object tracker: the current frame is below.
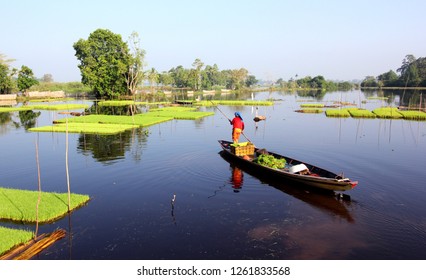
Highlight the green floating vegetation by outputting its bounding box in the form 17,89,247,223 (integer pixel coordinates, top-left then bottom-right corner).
348,108,376,118
30,104,89,110
0,226,34,256
53,114,174,127
0,106,34,113
300,103,324,108
149,106,197,112
398,110,426,120
0,186,90,223
295,108,324,114
325,109,351,117
29,122,139,134
367,96,388,100
97,100,171,106
197,100,274,106
0,104,88,112
372,107,403,119
146,110,214,120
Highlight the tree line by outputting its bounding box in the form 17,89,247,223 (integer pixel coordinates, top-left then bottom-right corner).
361,55,426,88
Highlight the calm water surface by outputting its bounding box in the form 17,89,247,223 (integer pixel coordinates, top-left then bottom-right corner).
1,89,426,259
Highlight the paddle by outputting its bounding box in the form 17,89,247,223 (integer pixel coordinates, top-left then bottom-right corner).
210,101,256,146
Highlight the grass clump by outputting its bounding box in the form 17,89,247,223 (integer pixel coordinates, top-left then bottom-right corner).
372,107,403,119
348,108,376,118
0,226,34,256
0,186,90,223
325,109,351,117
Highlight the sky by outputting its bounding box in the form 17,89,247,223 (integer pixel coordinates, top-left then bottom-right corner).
1,0,425,83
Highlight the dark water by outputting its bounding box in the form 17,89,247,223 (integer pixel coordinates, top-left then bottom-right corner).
1,89,426,260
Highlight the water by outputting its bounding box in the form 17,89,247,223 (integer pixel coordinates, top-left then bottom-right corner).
1,89,426,259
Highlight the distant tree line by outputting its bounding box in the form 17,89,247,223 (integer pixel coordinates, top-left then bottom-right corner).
361,55,426,88
274,75,354,91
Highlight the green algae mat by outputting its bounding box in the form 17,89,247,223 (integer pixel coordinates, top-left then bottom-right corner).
0,187,90,223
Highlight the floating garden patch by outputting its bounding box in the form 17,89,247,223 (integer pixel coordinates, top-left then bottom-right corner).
0,106,34,113
145,110,214,120
0,186,90,223
0,226,34,256
325,109,351,117
30,104,89,111
53,114,174,127
295,108,324,114
372,107,403,119
29,122,139,134
97,100,170,106
196,100,273,106
398,110,426,120
300,103,324,108
348,108,376,118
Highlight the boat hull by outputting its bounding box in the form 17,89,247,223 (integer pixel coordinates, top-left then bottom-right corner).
218,140,358,192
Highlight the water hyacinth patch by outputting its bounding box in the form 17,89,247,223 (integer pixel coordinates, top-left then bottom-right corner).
300,103,324,108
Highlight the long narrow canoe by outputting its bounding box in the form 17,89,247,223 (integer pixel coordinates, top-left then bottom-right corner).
218,140,358,192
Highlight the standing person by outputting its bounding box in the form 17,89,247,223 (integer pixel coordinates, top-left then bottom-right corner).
230,112,244,143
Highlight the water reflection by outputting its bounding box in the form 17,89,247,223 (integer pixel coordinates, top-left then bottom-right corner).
220,151,354,223
76,128,148,164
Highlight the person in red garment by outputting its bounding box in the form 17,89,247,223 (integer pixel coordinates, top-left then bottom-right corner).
230,112,245,143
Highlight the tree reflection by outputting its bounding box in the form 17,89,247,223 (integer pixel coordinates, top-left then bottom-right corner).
76,128,148,164
17,110,41,129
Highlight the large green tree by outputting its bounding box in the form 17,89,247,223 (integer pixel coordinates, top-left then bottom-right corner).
73,29,131,99
17,65,38,93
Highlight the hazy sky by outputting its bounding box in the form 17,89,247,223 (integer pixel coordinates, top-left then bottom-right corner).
1,0,425,82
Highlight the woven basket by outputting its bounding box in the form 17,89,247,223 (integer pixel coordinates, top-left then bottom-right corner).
231,143,255,156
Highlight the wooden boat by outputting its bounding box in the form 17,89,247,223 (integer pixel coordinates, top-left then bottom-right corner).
218,140,358,192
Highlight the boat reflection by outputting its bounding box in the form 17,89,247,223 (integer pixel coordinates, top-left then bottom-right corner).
220,151,355,223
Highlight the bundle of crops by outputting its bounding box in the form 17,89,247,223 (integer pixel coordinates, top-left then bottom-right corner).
253,154,286,169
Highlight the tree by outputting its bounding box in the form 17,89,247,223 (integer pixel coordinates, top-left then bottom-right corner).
41,74,54,83
17,65,39,93
377,70,398,87
146,68,159,93
73,29,131,99
192,58,204,91
0,54,17,94
126,32,146,96
245,75,258,87
361,76,378,87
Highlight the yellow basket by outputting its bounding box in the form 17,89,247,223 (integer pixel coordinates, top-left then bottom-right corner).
231,142,255,156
